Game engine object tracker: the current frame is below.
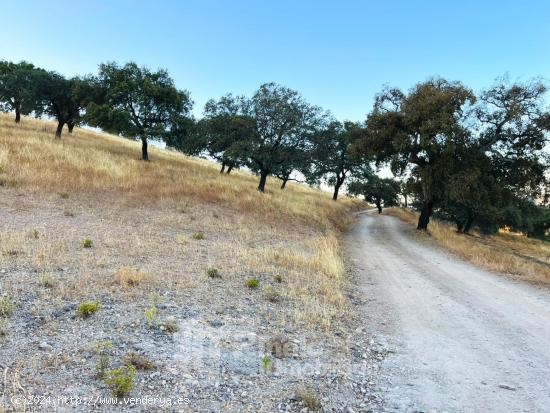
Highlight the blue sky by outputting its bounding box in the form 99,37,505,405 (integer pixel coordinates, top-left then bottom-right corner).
1,0,548,121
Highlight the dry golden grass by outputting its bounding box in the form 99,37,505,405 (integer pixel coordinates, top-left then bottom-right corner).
386,207,550,285
113,266,149,287
0,114,358,231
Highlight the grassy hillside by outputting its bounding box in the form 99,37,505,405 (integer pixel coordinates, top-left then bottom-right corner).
0,113,362,331
386,207,550,285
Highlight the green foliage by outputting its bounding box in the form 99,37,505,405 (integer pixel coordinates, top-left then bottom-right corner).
76,301,100,318
245,277,259,289
85,62,193,160
348,173,400,213
0,60,46,122
260,355,272,371
206,268,220,278
94,340,112,377
104,365,136,398
192,231,205,240
143,306,158,327
273,274,283,283
82,238,93,248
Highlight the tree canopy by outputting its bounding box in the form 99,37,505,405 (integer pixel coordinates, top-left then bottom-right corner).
85,62,193,160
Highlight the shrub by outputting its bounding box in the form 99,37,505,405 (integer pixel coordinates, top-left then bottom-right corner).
161,318,179,333
32,229,40,239
39,272,56,288
94,340,112,377
263,285,280,303
59,192,69,199
0,297,14,318
245,277,259,289
143,307,158,327
114,267,149,287
123,352,155,370
82,239,93,248
274,274,283,283
260,355,273,371
76,301,100,318
295,386,322,411
206,268,221,278
104,365,136,398
192,231,204,240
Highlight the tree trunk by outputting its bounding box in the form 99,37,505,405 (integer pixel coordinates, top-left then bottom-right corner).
404,194,408,208
376,200,382,214
257,170,269,192
15,107,21,123
226,164,234,174
141,137,149,161
280,178,288,189
417,200,433,230
67,121,75,133
55,121,65,139
332,179,343,201
220,162,226,173
463,215,474,234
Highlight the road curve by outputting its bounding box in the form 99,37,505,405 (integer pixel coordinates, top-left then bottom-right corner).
346,212,550,413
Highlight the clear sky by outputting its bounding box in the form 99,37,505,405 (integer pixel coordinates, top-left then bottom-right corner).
1,0,548,121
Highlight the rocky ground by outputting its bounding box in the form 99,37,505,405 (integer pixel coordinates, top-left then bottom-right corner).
0,189,387,412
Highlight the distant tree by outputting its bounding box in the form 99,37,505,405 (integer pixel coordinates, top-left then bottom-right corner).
348,173,400,213
310,121,367,200
245,83,324,192
86,62,192,161
358,79,475,229
200,94,254,174
0,61,44,123
37,72,89,138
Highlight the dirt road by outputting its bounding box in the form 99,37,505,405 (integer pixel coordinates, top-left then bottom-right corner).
346,212,550,412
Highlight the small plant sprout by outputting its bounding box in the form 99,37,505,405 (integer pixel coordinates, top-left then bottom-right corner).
245,277,259,289
32,229,40,239
104,365,136,398
206,268,220,278
261,354,273,371
76,300,100,318
82,238,93,248
143,307,158,328
94,340,113,377
192,231,205,240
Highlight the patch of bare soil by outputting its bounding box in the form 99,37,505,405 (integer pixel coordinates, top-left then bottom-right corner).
0,189,382,412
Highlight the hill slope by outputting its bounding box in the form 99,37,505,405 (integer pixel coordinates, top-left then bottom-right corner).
0,114,383,412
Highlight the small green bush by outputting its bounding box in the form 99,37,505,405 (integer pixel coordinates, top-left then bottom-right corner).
0,297,14,318
32,229,40,239
274,274,283,283
76,301,100,318
94,340,112,377
192,231,205,240
143,307,158,327
104,365,136,398
245,277,259,289
261,354,272,371
206,268,220,278
82,239,93,248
